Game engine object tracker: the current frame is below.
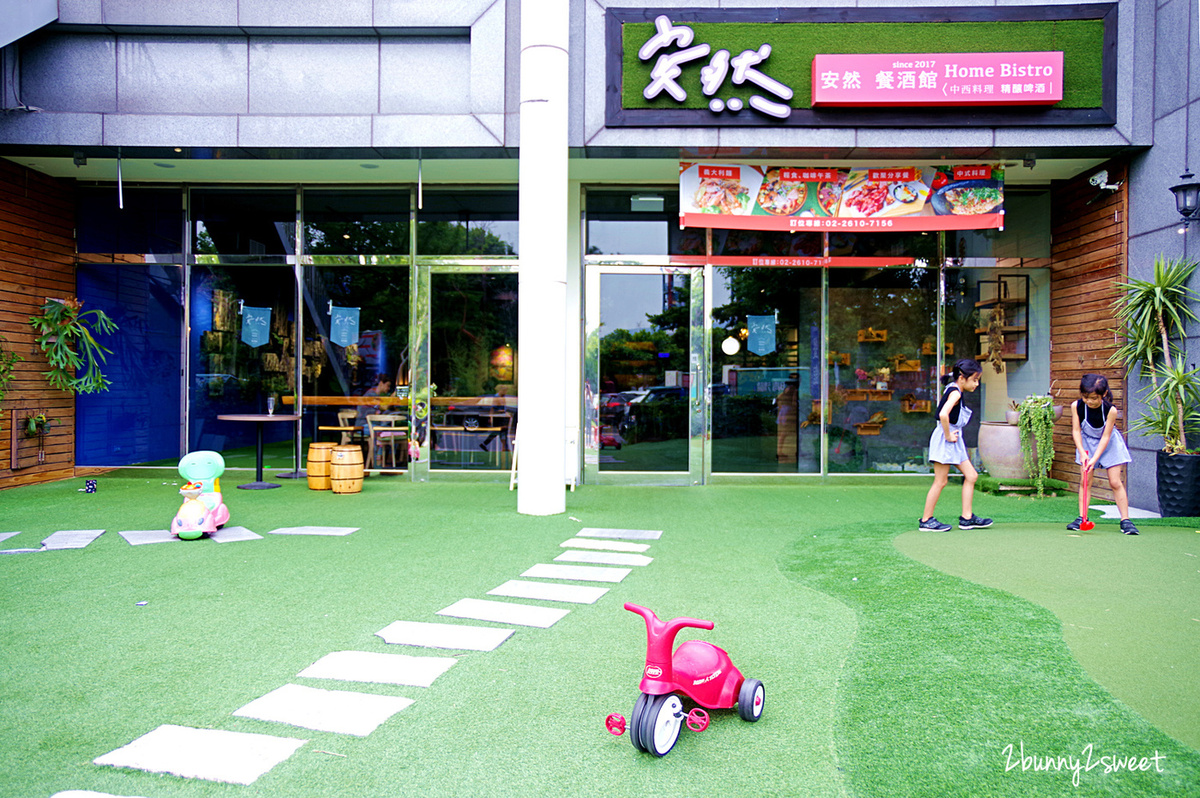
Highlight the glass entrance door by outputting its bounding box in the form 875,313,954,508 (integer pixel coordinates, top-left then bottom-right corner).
585,265,704,485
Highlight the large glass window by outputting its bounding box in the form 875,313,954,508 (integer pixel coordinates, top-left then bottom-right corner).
428,271,518,469
417,192,518,256
191,188,296,263
710,267,822,473
187,264,297,472
586,190,688,256
825,263,941,474
597,271,691,472
76,263,185,467
77,185,184,258
303,189,411,261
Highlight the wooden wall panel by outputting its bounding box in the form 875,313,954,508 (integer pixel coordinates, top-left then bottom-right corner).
1048,160,1128,501
0,160,77,490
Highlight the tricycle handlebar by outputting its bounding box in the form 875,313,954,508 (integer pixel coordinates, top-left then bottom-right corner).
624,602,715,632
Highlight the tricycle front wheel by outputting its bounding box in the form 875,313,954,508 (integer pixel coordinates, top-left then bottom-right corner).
641,694,684,757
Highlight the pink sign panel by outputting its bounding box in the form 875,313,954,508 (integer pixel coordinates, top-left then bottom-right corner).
812,52,1063,107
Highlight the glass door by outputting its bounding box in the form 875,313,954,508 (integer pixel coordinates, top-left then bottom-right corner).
585,265,705,485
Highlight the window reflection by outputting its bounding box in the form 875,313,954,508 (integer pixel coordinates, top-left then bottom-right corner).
303,189,410,260
191,189,296,264
417,192,518,256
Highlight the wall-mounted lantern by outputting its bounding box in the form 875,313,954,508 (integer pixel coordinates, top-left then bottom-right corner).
1170,171,1200,233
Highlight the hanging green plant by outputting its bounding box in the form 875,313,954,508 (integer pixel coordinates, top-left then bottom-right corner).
0,336,24,436
24,411,52,437
1017,394,1056,496
28,298,119,394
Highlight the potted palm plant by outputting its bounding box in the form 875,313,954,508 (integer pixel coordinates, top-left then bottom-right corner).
1110,255,1200,516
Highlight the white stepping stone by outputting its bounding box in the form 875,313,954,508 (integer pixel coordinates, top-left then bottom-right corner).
299,650,456,688
576,527,662,540
268,526,359,536
210,526,263,542
0,532,20,545
233,683,413,736
0,548,42,554
554,550,652,567
438,598,570,628
93,724,306,785
376,620,513,651
42,529,104,549
488,579,608,604
522,563,631,583
53,791,150,798
119,530,176,546
560,537,650,553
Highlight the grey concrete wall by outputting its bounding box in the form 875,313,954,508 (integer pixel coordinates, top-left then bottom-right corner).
1125,0,1198,512
1,0,510,149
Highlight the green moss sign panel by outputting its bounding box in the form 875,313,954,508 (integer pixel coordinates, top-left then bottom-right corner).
607,7,1115,128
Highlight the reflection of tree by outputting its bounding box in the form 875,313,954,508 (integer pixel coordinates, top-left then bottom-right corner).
307,220,410,255
419,221,515,256
306,266,410,393
710,267,818,367
599,327,678,390
829,267,938,368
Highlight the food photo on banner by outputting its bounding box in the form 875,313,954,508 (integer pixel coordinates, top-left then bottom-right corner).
679,162,1005,233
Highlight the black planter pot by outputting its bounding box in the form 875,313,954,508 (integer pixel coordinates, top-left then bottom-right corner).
1156,451,1200,517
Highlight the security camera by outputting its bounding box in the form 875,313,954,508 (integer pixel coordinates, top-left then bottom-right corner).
1089,170,1123,191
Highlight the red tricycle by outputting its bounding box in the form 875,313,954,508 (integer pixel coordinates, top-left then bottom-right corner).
605,602,764,756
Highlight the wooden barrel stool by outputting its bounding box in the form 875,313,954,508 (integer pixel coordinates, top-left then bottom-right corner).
306,442,337,490
330,445,364,494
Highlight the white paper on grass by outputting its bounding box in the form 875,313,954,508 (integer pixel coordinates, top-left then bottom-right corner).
52,791,151,798
234,683,413,736
376,620,514,651
299,650,457,688
576,527,662,540
41,529,105,549
268,526,358,536
93,724,306,786
488,579,609,604
521,563,632,583
560,537,650,553
554,550,653,567
437,598,570,628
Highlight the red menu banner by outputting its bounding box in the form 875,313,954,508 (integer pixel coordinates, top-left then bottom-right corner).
679,162,1005,232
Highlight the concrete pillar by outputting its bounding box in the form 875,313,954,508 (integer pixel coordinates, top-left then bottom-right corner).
517,0,568,515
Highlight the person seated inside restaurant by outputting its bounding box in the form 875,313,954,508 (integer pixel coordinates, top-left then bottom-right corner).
357,373,394,427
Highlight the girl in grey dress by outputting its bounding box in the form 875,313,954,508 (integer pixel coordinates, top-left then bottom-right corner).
920,359,992,531
1069,373,1138,535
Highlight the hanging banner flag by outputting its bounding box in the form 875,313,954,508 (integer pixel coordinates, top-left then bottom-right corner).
747,315,776,356
330,305,361,348
240,306,271,348
680,162,1004,232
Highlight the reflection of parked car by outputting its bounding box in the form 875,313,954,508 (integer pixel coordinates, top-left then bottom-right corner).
634,386,685,403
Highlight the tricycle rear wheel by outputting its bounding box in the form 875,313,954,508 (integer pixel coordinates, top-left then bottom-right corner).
738,678,765,721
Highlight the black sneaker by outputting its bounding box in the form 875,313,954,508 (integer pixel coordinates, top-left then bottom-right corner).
958,514,994,529
918,517,952,532
1120,519,1140,536
1066,516,1083,531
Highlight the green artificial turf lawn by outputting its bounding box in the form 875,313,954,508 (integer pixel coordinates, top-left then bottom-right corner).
1,475,1198,797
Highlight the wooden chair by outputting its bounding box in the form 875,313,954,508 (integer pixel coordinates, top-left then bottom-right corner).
366,414,407,469
318,409,361,445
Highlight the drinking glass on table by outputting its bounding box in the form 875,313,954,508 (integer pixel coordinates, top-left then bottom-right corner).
267,397,276,415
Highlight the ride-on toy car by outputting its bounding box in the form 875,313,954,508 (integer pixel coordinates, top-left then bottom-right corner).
605,602,764,756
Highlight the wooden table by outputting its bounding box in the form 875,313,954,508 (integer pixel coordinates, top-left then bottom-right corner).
217,413,301,489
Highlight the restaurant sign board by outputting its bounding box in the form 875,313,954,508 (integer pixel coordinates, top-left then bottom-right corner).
812,52,1063,107
680,162,1004,233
